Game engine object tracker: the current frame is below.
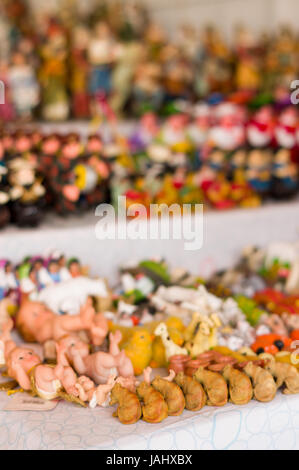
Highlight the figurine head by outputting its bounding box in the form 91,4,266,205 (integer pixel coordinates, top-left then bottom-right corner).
58,334,90,361
68,258,81,277
279,107,297,127
62,135,81,160
6,346,40,378
15,134,32,154
87,135,102,153
16,300,54,342
274,148,291,164
42,135,60,155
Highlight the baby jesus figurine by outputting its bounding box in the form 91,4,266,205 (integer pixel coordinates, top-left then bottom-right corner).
57,330,134,384
0,319,82,402
16,297,108,347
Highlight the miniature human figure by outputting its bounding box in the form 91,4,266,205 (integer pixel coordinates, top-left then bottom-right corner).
88,21,117,116
57,330,134,384
16,297,107,346
68,258,82,278
0,320,79,398
0,61,15,122
76,374,118,408
70,25,90,119
46,134,82,215
47,259,60,283
8,51,39,119
0,142,10,226
39,20,69,121
7,158,45,227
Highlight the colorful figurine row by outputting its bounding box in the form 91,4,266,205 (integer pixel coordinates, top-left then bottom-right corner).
0,0,299,121
1,102,299,227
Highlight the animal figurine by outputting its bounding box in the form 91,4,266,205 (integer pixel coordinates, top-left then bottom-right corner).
154,322,187,361
110,382,142,425
194,366,228,406
261,354,299,394
137,379,168,423
243,362,277,402
145,367,185,416
174,372,206,411
184,312,221,357
122,329,153,375
222,364,253,405
31,276,108,315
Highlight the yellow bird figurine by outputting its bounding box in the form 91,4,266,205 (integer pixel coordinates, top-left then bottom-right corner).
122,329,153,376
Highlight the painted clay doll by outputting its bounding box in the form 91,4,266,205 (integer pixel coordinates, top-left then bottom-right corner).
57,330,134,384
271,108,298,198
131,54,164,116
0,61,15,122
271,148,298,199
39,20,69,121
88,21,117,116
7,158,45,227
0,320,83,402
46,134,82,215
0,141,10,228
8,51,39,119
16,297,107,347
74,373,118,408
70,25,90,119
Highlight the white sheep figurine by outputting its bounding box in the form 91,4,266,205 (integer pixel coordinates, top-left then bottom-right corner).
154,322,188,361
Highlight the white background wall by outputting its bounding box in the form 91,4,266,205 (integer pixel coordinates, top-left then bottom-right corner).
28,0,298,38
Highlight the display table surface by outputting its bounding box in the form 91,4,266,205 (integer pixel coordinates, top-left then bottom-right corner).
1,388,299,450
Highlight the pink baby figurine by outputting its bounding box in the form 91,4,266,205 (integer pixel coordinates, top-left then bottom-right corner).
58,334,118,384
75,375,96,402
16,298,99,344
89,374,117,408
57,331,134,384
0,320,79,399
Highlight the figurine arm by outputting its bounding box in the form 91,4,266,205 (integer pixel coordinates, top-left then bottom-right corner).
164,369,176,382
13,364,31,390
59,366,79,396
143,366,152,384
72,351,87,375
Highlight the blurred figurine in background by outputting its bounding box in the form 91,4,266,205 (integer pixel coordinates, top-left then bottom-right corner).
39,19,69,121
8,51,39,120
70,24,90,119
7,158,45,227
88,21,117,117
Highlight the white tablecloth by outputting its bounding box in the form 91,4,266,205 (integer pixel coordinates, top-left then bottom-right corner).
1,390,299,450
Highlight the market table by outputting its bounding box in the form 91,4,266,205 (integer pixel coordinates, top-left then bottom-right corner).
0,390,299,450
